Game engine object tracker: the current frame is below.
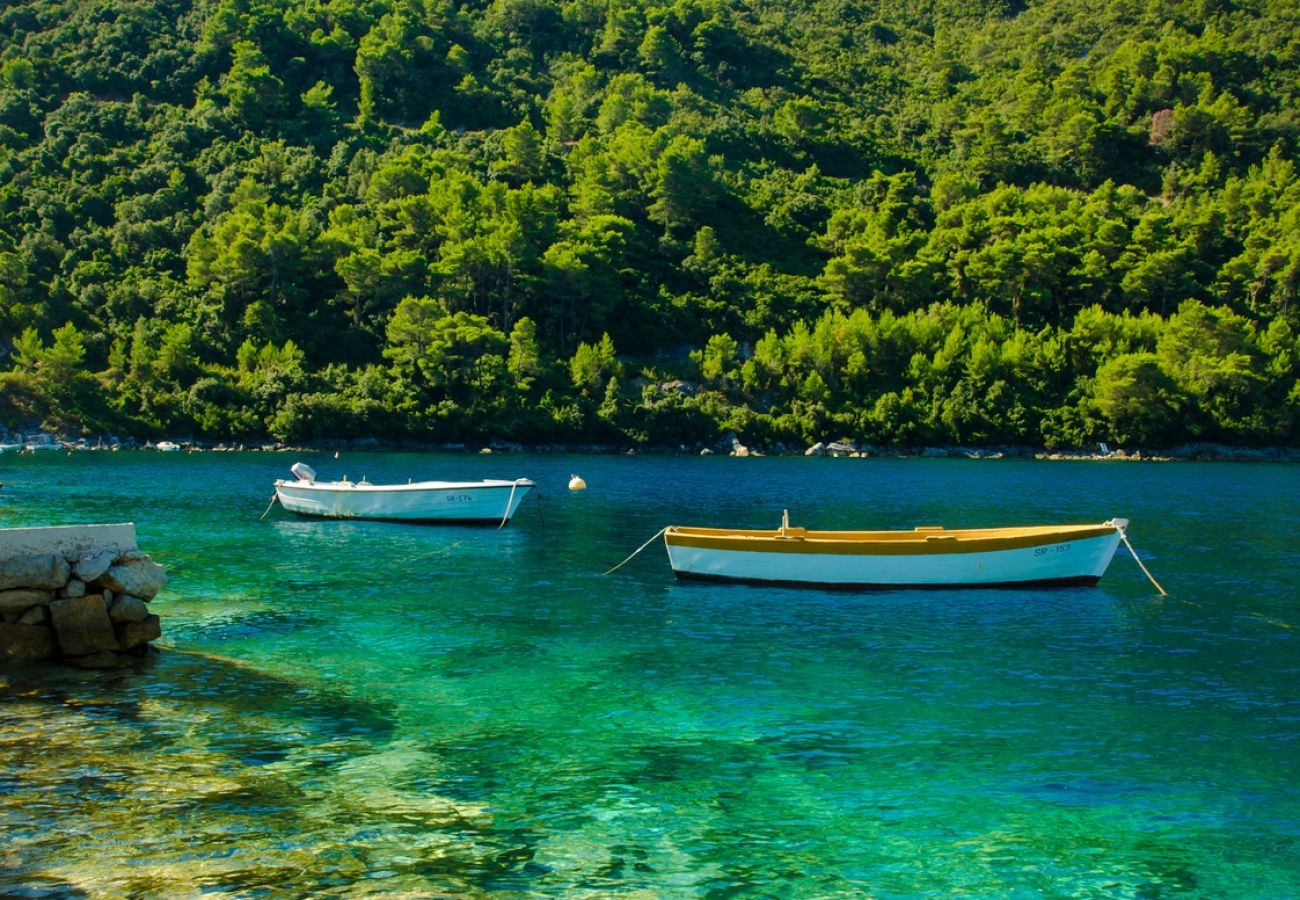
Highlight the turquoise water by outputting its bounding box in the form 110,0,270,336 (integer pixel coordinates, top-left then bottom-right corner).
1,452,1297,896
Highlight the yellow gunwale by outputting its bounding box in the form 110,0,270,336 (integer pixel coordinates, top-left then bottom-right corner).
663,523,1118,556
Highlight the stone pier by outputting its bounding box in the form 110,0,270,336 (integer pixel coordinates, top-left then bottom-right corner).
0,524,166,668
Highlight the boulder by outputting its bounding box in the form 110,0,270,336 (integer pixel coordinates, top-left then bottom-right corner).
115,614,161,650
72,550,116,582
805,442,827,457
0,588,53,614
0,554,71,591
18,606,48,626
49,595,120,656
0,622,58,661
98,557,167,601
109,595,150,624
58,578,87,599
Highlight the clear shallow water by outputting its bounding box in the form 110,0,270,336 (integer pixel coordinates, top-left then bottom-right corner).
1,451,1297,896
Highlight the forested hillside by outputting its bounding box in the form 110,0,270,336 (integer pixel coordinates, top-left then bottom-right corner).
1,0,1297,448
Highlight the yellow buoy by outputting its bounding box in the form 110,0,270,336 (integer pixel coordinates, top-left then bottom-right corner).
568,474,587,491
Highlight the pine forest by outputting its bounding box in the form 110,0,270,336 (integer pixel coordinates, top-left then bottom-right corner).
1,0,1298,450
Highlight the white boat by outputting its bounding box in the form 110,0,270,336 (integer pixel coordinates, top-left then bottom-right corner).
663,512,1128,588
273,462,535,524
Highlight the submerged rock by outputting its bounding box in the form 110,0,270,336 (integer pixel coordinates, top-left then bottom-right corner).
69,649,125,669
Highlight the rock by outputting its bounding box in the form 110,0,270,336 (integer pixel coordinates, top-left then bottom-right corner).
0,554,71,591
69,650,125,669
49,595,120,656
18,606,48,626
0,588,53,613
0,622,58,661
72,550,116,582
805,442,827,457
700,448,714,455
827,441,857,457
109,595,150,624
115,614,161,651
59,578,87,599
732,445,750,457
98,557,167,601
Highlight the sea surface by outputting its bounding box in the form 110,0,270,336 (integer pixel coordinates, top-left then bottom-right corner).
1,451,1297,897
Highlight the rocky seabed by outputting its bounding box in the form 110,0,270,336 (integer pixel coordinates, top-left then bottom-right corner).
0,549,166,668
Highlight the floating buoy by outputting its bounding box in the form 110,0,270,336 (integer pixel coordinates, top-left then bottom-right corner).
568,474,587,491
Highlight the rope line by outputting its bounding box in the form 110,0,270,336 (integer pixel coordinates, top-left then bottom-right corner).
1118,528,1167,595
603,527,668,576
258,493,279,521
498,479,522,529
533,487,545,527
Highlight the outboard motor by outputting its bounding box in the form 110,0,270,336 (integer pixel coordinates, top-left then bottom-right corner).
290,462,317,483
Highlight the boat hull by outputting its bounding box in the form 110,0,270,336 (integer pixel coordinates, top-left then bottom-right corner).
664,522,1124,589
274,478,534,524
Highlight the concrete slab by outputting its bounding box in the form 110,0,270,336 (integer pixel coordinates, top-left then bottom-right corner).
0,524,137,561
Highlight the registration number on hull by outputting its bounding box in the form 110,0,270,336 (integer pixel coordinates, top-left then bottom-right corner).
1034,543,1072,557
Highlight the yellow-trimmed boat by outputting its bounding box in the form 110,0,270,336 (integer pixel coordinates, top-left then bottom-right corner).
663,512,1128,589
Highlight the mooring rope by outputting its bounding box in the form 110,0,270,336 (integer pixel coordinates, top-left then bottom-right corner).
258,493,279,521
1118,527,1167,596
603,527,669,576
498,479,522,529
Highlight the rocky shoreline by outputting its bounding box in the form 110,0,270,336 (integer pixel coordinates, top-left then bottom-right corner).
3,430,1296,463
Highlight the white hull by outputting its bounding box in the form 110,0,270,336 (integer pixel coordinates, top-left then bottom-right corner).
664,522,1125,588
275,478,534,523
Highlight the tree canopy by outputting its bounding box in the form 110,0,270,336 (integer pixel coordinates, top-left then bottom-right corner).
1,0,1297,448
